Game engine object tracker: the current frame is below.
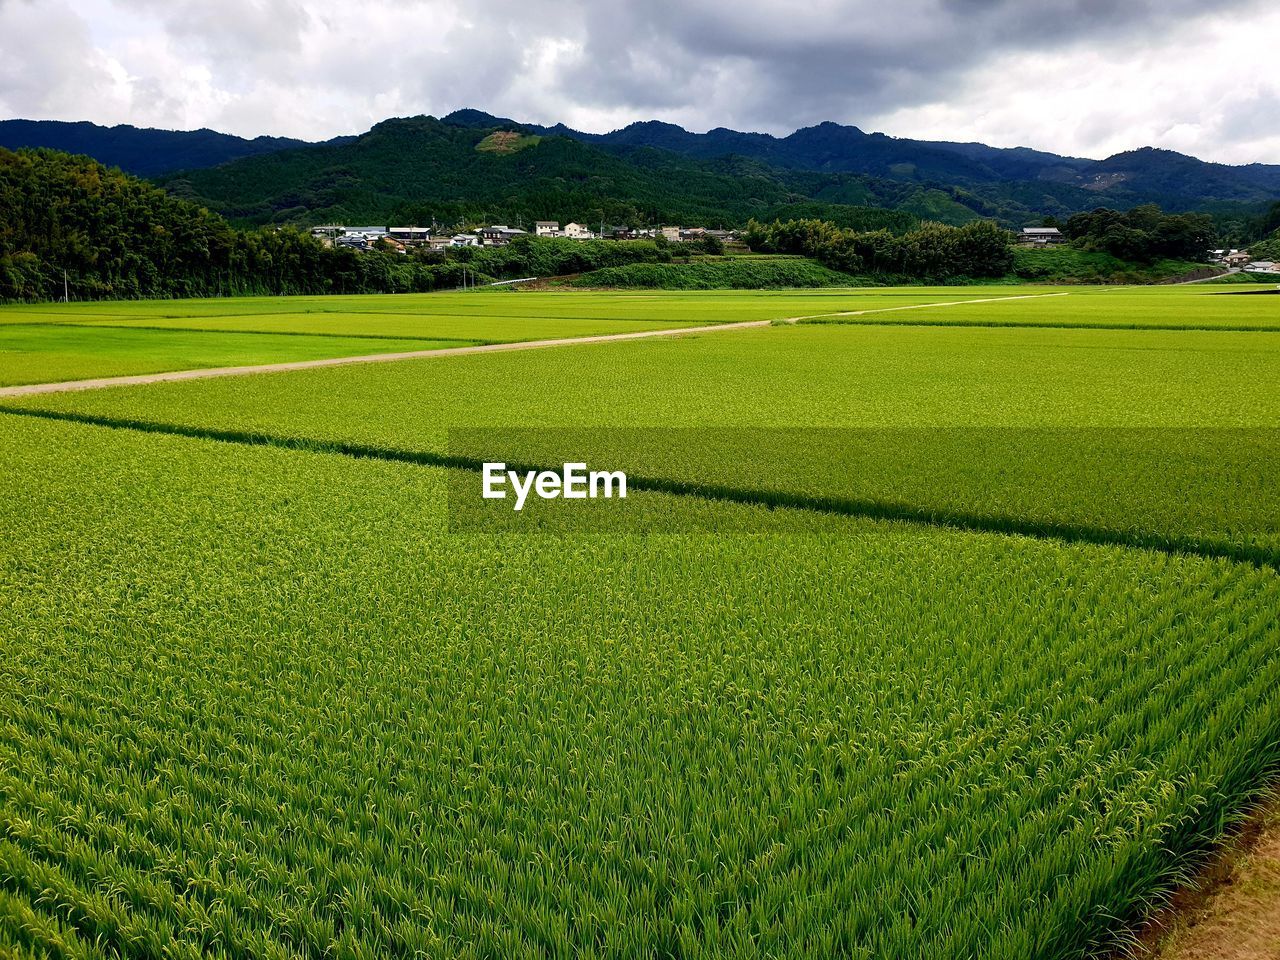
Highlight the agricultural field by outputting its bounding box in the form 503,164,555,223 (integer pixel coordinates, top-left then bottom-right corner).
0,288,1026,386
798,285,1280,331
2,286,1276,387
1,284,1278,959
0,326,474,388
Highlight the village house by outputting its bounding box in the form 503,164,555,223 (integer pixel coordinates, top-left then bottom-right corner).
563,222,596,240
310,225,345,246
388,226,431,245
451,233,481,247
1018,227,1065,245
535,221,561,237
335,234,371,251
661,226,682,242
477,225,528,246
321,226,390,251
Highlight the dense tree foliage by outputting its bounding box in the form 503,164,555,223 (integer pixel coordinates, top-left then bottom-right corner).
1256,203,1280,241
752,202,919,234
1062,205,1216,262
448,235,672,277
0,148,380,300
742,217,1015,280
1247,233,1280,261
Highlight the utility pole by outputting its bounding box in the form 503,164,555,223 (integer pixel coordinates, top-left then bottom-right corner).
63,269,69,303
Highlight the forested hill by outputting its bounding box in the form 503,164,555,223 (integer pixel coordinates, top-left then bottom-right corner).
450,110,1280,209
0,119,322,177
3,113,1276,231
157,114,1280,232
0,148,367,300
158,115,951,229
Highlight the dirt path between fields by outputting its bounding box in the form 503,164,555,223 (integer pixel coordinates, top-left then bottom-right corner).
785,291,1071,323
0,319,773,397
0,292,1072,397
1131,798,1280,960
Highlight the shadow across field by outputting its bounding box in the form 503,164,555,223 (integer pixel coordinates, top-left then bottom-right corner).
3,407,1276,570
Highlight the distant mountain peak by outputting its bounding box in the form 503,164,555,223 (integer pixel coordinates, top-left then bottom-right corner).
442,109,522,130
620,119,686,132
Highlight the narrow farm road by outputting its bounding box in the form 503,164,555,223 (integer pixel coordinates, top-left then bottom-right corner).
784,291,1070,323
0,319,772,397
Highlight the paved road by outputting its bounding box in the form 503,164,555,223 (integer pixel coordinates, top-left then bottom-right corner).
1174,267,1238,284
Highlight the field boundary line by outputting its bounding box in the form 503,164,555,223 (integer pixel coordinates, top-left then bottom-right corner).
0,319,771,397
2,403,1275,572
799,318,1280,333
0,322,491,344
781,291,1071,323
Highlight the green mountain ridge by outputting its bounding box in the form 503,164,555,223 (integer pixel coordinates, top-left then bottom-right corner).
0,119,346,177
4,113,1276,231
155,115,1134,229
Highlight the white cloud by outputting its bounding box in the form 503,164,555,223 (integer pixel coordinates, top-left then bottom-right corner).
0,0,1276,164
0,0,131,122
870,9,1280,164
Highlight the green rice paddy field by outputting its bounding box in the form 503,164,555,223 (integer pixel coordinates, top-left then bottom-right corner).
1,283,1279,959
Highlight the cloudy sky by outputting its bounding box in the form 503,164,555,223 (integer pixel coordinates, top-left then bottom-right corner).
1,0,1277,164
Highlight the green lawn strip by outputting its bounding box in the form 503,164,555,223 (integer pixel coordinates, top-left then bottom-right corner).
9,322,1277,559
0,325,477,387
2,414,1279,959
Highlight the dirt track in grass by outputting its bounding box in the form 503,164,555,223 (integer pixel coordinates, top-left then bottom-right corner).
0,319,773,396
1135,799,1280,960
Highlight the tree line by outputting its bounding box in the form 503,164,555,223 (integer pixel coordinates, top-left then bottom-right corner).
1056,205,1216,262
1,148,373,300
742,217,1015,279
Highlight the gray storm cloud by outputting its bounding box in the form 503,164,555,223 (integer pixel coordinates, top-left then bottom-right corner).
0,0,1276,162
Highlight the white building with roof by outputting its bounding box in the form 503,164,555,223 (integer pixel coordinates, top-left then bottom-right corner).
1019,227,1065,244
